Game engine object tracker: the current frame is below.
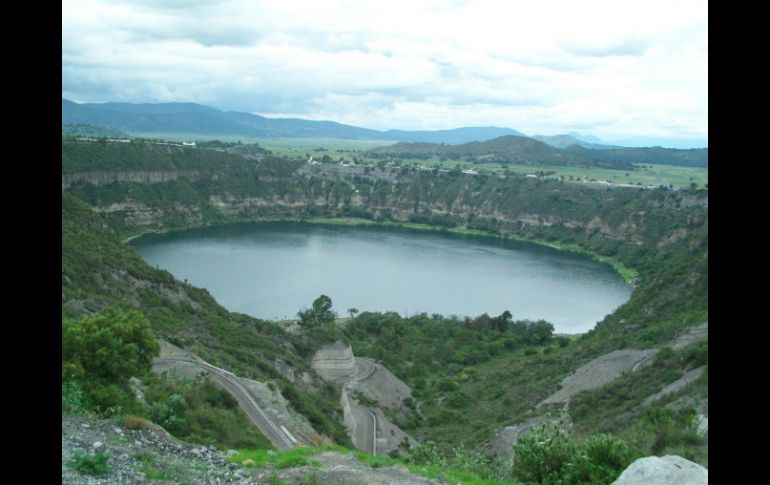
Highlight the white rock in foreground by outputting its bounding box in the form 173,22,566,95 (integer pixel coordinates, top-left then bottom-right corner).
612,455,707,485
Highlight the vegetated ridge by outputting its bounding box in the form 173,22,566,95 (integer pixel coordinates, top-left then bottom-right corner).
368,135,635,169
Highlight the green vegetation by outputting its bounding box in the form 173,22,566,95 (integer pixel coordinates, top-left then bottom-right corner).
228,432,644,485
142,372,273,449
62,308,159,415
512,418,637,484
67,450,112,476
61,138,708,472
229,445,518,484
63,123,129,138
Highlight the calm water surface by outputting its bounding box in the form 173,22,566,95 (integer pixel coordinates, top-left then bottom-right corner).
132,222,632,333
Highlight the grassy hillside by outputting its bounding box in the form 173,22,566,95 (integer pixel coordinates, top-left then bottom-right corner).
368,135,634,169
62,192,351,446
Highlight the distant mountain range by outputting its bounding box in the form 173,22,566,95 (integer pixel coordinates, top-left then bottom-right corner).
62,99,707,167
532,133,620,150
62,98,524,145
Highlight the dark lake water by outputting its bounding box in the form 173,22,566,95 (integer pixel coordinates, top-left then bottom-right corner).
132,222,632,333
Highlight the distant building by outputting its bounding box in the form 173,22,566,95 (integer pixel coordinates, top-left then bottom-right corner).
182,141,196,147
462,169,479,175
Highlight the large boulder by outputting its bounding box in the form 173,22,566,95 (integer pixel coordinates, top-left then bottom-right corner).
612,455,707,485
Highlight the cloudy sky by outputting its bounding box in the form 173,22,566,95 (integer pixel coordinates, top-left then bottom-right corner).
62,0,707,147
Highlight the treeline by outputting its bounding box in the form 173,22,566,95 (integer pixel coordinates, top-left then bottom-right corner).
346,311,555,377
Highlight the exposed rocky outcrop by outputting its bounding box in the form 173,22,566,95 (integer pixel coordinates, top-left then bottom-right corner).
350,361,414,418
612,455,707,485
311,341,356,382
62,170,204,189
539,323,708,409
539,349,658,407
62,415,250,484
315,341,417,455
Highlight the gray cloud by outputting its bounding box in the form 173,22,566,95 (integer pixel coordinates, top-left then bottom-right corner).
62,0,708,143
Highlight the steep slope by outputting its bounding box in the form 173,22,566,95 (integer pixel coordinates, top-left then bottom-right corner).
62,192,351,446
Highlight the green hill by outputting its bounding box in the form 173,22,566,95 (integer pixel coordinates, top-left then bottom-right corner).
369,135,635,169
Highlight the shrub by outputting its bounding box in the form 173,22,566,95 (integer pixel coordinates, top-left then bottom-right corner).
62,380,86,416
149,394,189,434
67,450,111,476
123,415,151,430
514,418,638,484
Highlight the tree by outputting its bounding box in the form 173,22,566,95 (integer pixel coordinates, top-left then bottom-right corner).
62,308,159,384
297,295,337,326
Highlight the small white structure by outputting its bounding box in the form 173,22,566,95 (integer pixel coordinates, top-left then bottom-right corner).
182,141,196,147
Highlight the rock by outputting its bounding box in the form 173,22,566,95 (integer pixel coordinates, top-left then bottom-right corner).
311,341,356,381
226,449,239,457
92,441,103,449
612,455,707,485
266,450,276,456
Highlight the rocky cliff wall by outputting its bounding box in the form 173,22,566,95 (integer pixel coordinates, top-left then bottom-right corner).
310,341,356,382
62,170,204,189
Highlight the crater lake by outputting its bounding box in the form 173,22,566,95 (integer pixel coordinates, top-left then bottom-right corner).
132,222,632,333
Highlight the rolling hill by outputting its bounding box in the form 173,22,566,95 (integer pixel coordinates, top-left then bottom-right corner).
368,135,636,169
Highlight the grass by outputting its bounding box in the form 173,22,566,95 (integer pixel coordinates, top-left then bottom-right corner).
229,446,519,484
133,451,193,481
231,447,342,469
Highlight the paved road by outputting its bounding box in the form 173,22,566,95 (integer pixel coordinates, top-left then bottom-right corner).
154,357,296,450
348,357,376,382
342,358,377,454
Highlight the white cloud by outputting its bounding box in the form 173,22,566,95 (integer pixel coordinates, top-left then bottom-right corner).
62,0,708,145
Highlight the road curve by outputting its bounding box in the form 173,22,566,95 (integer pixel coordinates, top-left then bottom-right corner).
155,357,295,450
632,354,658,372
342,358,378,454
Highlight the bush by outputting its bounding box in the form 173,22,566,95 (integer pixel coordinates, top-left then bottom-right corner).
123,415,151,429
514,418,638,484
149,394,189,435
67,451,111,476
62,308,159,415
62,380,86,416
